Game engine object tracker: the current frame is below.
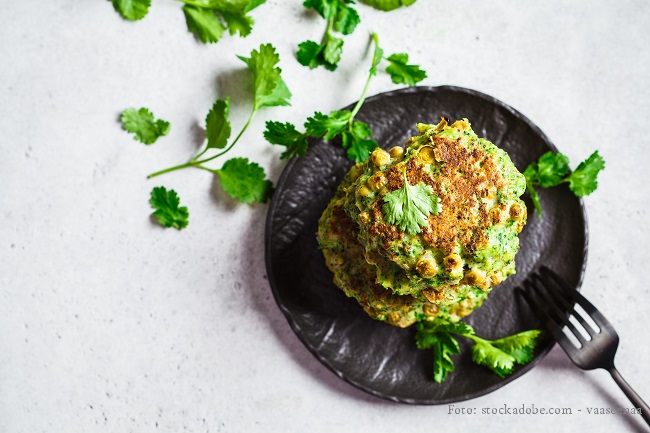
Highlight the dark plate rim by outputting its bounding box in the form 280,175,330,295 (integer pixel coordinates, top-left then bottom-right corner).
264,85,589,405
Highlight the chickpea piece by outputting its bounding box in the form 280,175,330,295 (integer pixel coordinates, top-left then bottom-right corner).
417,146,436,164
490,207,505,224
416,257,439,279
389,146,404,158
490,272,504,286
509,203,524,220
358,186,372,197
443,253,462,272
464,269,487,287
358,212,370,224
371,148,390,167
329,255,345,267
367,173,387,191
481,186,496,200
451,119,470,130
423,303,440,317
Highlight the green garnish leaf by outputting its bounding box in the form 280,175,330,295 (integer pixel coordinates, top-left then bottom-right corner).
264,121,309,159
567,151,605,197
239,43,292,110
492,330,541,364
120,107,170,144
296,40,323,69
334,3,360,35
112,0,151,21
359,0,416,11
385,53,427,86
304,110,353,140
149,186,189,230
298,0,358,71
471,339,516,378
221,11,254,36
182,5,225,44
216,157,273,203
524,150,604,216
341,121,378,163
382,167,442,235
415,322,460,383
205,98,231,150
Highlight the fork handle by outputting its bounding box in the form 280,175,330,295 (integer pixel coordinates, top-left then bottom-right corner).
609,367,650,426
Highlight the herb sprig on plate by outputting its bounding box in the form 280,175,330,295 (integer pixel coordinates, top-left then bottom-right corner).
416,318,541,382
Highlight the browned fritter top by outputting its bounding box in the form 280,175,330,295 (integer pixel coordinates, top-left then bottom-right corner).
372,136,505,254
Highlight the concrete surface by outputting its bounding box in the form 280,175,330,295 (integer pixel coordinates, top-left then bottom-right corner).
1,0,649,432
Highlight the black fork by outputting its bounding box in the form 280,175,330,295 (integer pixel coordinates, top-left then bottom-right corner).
518,266,650,426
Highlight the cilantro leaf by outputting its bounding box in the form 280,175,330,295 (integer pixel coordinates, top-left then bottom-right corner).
567,151,605,197
149,186,189,230
525,180,543,217
238,44,292,110
182,5,225,43
492,330,541,364
417,318,475,336
304,110,352,140
527,151,570,188
216,157,273,203
385,53,427,86
112,0,151,21
120,107,170,145
415,322,460,383
360,0,416,11
264,121,309,159
471,339,516,378
334,3,360,35
221,11,254,36
341,121,378,163
296,40,323,69
205,98,231,150
382,167,442,235
298,0,358,71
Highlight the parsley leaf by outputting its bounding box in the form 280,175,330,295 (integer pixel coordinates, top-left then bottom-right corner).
149,186,189,230
216,157,273,203
360,0,416,11
120,107,170,144
341,121,378,163
205,98,231,150
382,167,442,235
415,322,461,383
221,11,254,36
385,53,427,86
112,0,151,21
524,150,604,216
567,151,605,197
238,43,292,110
264,121,309,159
182,5,226,43
296,41,323,69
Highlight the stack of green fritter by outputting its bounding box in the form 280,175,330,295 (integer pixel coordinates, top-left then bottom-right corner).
318,118,527,327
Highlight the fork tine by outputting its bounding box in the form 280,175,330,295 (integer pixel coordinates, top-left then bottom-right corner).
516,283,579,356
526,275,588,347
537,269,598,338
540,266,618,337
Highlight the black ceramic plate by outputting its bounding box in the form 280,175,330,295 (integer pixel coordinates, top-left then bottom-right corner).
265,86,587,404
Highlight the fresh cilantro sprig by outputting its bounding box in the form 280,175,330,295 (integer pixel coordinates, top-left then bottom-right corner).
524,150,605,216
382,167,442,235
297,0,361,71
150,186,189,229
266,32,426,163
416,318,541,382
111,0,266,44
120,107,171,144
147,43,289,204
359,0,416,11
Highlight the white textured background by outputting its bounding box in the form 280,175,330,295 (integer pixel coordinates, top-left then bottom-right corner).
1,1,649,432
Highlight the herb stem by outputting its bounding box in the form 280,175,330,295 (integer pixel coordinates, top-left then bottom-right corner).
348,33,380,127
147,161,196,179
194,108,257,166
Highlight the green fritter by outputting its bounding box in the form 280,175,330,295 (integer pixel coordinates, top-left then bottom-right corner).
344,118,527,303
317,160,486,327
